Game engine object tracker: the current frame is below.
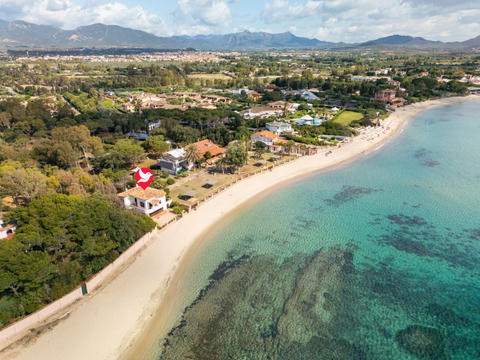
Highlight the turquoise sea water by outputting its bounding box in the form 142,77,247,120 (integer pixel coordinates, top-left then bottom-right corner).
153,99,480,359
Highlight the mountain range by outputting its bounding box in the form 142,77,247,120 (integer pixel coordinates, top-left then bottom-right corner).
0,20,479,51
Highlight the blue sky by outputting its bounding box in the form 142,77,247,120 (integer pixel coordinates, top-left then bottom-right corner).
1,0,480,42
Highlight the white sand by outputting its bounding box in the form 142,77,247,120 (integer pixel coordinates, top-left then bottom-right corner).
2,96,477,360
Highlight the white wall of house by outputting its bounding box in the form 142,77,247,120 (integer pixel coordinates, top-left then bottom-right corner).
266,123,293,135
121,196,169,215
0,219,15,240
251,134,275,145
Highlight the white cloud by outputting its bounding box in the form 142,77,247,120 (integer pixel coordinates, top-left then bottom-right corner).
0,0,171,35
0,0,479,41
174,0,232,34
262,0,480,42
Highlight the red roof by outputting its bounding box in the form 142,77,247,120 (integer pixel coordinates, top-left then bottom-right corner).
252,130,278,141
191,139,226,157
118,187,166,200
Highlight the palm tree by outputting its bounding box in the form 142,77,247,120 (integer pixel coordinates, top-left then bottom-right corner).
216,156,228,174
185,145,202,168
284,141,294,155
239,133,252,165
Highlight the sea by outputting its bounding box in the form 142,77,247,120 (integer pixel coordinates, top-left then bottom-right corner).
149,99,480,359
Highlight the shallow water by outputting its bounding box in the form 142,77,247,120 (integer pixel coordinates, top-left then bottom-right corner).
151,99,480,359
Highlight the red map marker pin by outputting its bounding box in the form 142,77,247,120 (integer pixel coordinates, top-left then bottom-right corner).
135,168,153,190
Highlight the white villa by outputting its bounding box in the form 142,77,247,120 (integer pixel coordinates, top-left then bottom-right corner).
157,148,192,175
266,121,294,135
0,217,15,240
251,130,288,152
239,106,283,119
118,187,171,216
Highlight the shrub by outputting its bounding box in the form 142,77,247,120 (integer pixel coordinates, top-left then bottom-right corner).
166,178,175,185
172,205,184,214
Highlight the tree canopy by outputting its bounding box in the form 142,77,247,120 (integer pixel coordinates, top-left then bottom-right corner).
0,194,155,328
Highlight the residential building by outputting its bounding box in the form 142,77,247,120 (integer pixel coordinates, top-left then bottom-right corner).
251,130,279,146
374,69,390,76
351,76,379,82
299,90,319,101
148,121,161,132
240,101,300,119
267,101,299,112
266,122,293,135
251,130,288,151
282,89,319,101
468,87,480,95
388,79,401,88
248,91,263,102
374,89,396,103
191,139,226,159
229,87,253,95
158,148,192,175
118,187,171,216
460,75,480,85
437,76,451,83
123,102,135,112
390,98,408,107
126,132,150,140
0,216,16,240
201,94,232,104
267,101,286,109
240,106,283,119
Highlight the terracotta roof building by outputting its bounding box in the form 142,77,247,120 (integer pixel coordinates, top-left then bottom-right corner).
248,91,263,102
251,130,288,152
118,186,170,216
191,139,226,158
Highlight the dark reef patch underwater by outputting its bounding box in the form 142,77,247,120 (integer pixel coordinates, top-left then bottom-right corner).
158,245,480,359
159,248,369,359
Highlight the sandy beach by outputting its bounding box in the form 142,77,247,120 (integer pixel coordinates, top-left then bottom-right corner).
1,96,477,360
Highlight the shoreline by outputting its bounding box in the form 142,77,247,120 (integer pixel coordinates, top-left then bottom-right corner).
2,96,477,360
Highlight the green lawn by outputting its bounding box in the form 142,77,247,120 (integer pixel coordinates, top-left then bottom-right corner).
332,111,363,126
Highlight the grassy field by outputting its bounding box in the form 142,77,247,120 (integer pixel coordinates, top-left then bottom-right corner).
187,73,232,81
332,111,363,126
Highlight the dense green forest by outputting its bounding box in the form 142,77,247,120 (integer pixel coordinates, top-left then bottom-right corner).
0,194,155,327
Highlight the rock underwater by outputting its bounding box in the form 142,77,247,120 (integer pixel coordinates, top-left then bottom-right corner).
395,325,446,360
159,248,364,359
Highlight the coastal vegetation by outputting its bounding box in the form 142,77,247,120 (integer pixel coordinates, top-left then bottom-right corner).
0,194,155,327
